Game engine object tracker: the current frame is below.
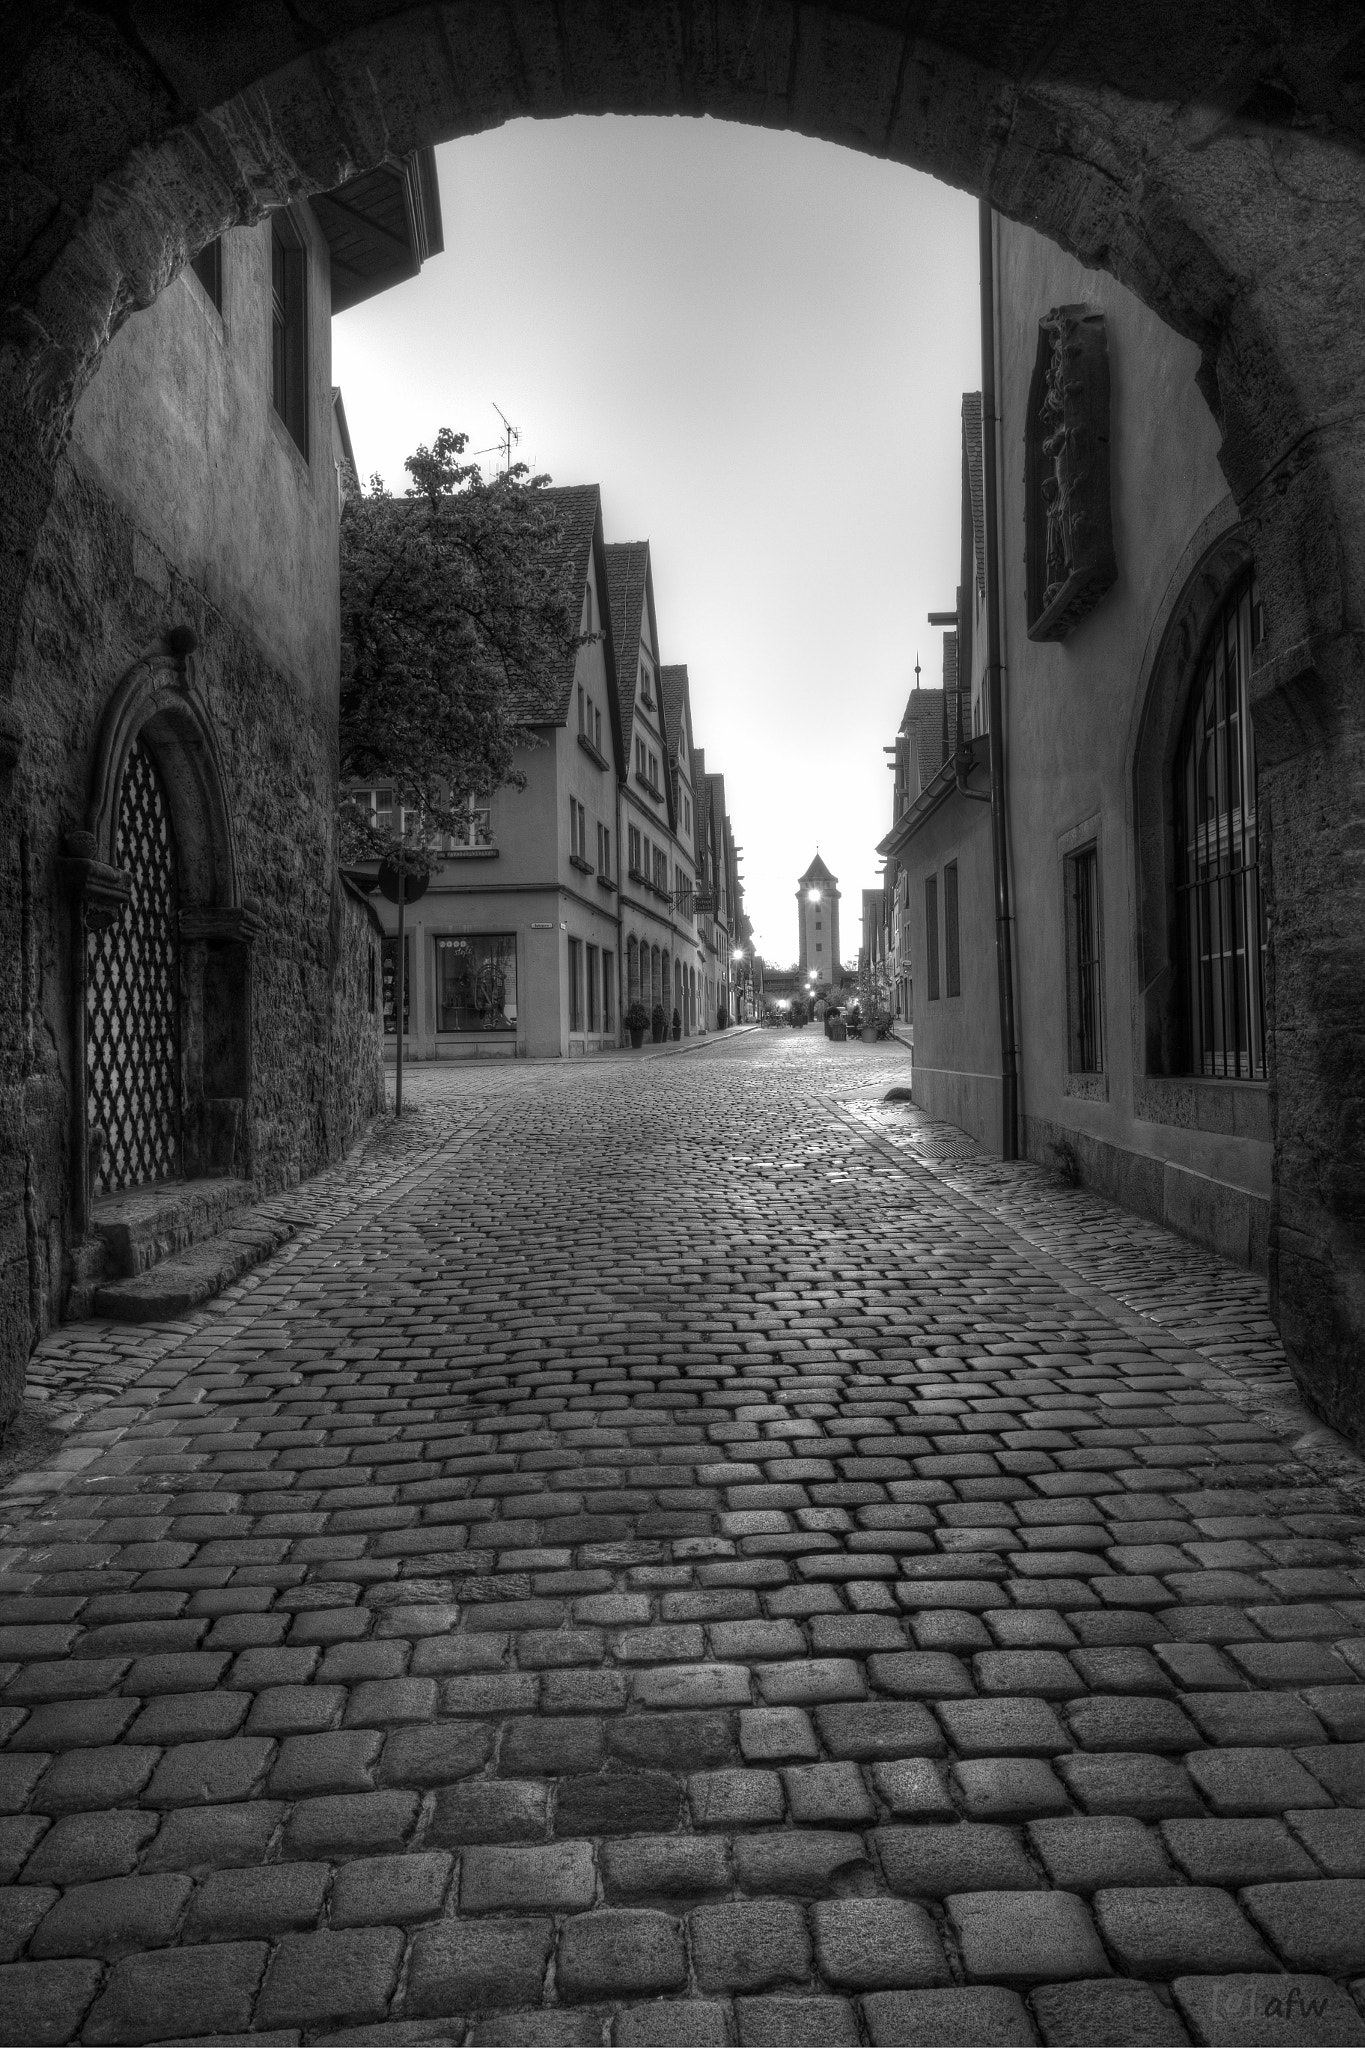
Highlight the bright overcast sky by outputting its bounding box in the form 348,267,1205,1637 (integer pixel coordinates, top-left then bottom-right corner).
333,116,979,968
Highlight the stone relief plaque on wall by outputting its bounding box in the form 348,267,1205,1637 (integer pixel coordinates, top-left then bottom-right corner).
1025,305,1117,641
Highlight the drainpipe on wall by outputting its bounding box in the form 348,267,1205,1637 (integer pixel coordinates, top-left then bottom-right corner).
979,199,1021,1161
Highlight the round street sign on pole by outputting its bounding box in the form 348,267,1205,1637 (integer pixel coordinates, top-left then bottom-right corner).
377,858,430,907
376,856,430,1117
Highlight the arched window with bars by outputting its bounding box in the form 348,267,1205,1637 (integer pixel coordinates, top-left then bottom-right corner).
1174,569,1267,1080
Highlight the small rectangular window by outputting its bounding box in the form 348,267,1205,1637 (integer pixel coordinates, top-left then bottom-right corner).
568,938,583,1032
628,825,642,874
190,238,222,312
452,792,491,848
586,944,600,1031
270,218,307,456
925,876,940,1002
1065,843,1103,1072
944,861,961,998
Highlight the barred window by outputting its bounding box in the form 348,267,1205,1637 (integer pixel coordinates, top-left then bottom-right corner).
1175,571,1267,1079
1065,844,1103,1072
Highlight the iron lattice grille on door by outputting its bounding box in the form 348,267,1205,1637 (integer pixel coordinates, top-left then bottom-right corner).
87,738,182,1193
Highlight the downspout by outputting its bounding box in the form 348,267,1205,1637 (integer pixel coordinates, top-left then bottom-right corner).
979,199,1020,1160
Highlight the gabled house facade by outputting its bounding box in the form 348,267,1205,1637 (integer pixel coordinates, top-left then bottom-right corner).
660,665,706,1034
608,544,696,1038
359,486,626,1059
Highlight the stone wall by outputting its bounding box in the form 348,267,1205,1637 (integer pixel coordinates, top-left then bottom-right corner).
329,877,385,1157
0,448,379,1428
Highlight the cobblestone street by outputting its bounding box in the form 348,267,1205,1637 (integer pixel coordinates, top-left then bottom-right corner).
4,1029,1365,2046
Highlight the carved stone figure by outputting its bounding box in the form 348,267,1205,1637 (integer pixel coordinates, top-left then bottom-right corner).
1026,307,1117,640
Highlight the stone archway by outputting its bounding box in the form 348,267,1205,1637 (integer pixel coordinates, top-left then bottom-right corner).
2,3,1364,1429
67,652,260,1235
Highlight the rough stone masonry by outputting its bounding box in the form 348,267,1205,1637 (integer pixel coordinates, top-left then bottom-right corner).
0,1032,1363,2043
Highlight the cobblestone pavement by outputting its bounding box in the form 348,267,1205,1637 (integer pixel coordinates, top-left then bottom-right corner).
3,1030,1365,2047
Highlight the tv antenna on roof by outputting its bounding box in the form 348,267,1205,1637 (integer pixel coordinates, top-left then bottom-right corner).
474,403,521,475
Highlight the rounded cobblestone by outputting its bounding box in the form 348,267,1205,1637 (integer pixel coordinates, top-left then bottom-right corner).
1,1040,1363,2039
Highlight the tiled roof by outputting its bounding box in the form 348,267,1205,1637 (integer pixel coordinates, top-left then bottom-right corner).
604,541,651,759
902,688,947,796
707,772,728,849
502,484,602,725
963,393,985,603
943,629,962,749
660,664,690,764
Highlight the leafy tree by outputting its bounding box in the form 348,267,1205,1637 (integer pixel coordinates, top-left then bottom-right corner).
338,428,581,867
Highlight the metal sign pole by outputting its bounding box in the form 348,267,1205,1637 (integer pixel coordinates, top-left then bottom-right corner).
395,860,406,1119
377,839,427,1119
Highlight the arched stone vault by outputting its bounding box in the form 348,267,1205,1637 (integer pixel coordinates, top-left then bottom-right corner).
2,3,1364,1429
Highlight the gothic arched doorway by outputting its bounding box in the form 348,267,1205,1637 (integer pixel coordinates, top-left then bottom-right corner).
69,654,257,1236
86,737,182,1193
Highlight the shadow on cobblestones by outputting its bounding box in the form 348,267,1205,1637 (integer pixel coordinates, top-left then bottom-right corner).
1,1034,1364,2045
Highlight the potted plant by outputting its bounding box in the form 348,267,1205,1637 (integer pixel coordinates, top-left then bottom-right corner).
651,1003,666,1044
625,1000,649,1049
671,1006,682,1041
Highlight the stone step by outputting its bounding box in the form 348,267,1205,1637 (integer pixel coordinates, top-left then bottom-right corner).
93,1207,300,1322
90,1176,258,1279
